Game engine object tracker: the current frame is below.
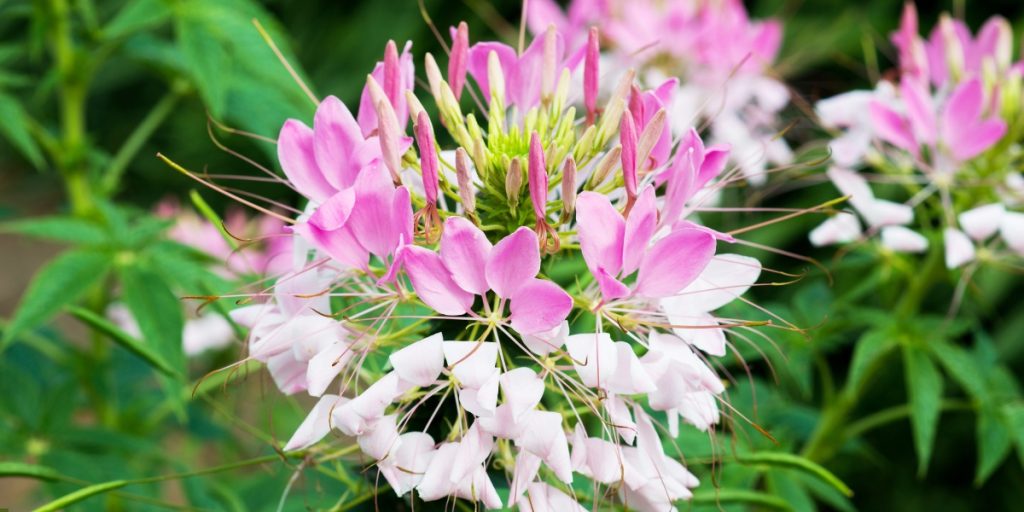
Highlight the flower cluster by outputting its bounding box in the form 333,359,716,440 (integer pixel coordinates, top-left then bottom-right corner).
813,4,1024,270
227,23,777,511
527,0,792,185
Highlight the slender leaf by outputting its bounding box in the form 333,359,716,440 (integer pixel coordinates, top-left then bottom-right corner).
975,409,1012,485
103,0,172,39
931,340,987,400
903,344,944,476
736,451,854,497
0,216,108,245
1004,403,1024,466
119,266,185,375
66,305,179,377
175,15,231,118
2,249,112,347
32,480,128,512
847,329,893,392
0,92,45,169
0,461,64,481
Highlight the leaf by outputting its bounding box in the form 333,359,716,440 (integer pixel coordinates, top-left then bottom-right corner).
691,489,793,511
1004,403,1024,466
103,0,173,39
66,305,179,377
975,408,1012,485
2,249,111,347
847,329,894,392
32,480,129,512
767,472,815,512
119,266,185,376
0,216,108,245
931,339,987,400
736,451,854,497
174,14,231,118
0,92,45,170
902,344,944,476
0,461,64,481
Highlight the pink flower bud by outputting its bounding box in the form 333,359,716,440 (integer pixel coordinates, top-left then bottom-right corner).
584,27,600,124
415,112,439,204
528,132,548,221
506,157,523,206
455,147,475,213
561,157,577,219
541,25,558,102
449,22,469,100
368,75,403,183
383,40,401,107
620,111,638,200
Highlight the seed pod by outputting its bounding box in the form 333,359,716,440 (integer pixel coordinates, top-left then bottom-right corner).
589,146,621,188
506,157,523,208
561,157,577,220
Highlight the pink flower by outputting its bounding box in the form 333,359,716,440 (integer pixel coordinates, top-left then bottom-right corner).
401,218,573,334
576,186,717,301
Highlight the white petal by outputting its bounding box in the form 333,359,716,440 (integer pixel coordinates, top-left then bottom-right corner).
809,212,862,246
443,341,499,388
564,332,618,389
958,203,1005,241
283,394,340,451
944,228,976,269
660,253,762,313
389,332,445,387
880,226,929,253
1000,211,1024,256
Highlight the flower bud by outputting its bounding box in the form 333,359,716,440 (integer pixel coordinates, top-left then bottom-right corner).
487,50,506,108
383,40,401,105
455,147,475,213
506,157,523,208
561,157,577,220
405,90,426,125
424,53,443,99
528,132,548,221
414,112,439,204
939,14,965,82
589,146,621,188
541,24,558,104
573,124,598,163
368,75,403,183
620,110,638,199
449,22,469,100
636,109,666,171
584,26,600,124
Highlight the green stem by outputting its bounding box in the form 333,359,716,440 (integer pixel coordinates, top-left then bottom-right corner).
845,400,974,440
102,86,185,193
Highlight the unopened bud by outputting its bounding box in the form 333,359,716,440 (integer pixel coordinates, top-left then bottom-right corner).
405,90,426,125
455,147,475,213
939,14,965,82
988,16,1013,71
561,157,577,219
383,40,401,105
424,53,443,99
448,22,470,99
585,26,600,123
589,146,621,188
488,50,506,107
414,112,439,204
541,24,558,103
620,111,638,199
528,132,548,221
636,109,666,170
506,157,523,208
573,124,598,162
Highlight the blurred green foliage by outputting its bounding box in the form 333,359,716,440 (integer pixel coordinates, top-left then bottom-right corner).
2,0,1024,511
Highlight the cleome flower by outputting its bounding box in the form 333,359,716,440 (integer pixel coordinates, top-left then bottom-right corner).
812,3,1024,276
175,19,814,512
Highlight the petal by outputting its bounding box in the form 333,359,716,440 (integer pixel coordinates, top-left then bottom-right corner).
309,189,356,231
307,341,353,397
521,320,568,356
516,410,573,483
1000,211,1024,256
606,341,657,395
357,413,401,460
500,367,545,419
944,228,976,269
313,96,369,190
809,212,863,246
826,167,875,208
291,221,368,271
283,394,340,451
466,42,518,102
869,101,918,154
389,332,445,387
606,394,637,444
379,431,435,496
391,185,414,250
565,332,619,389
634,228,716,298
949,119,1006,161
880,226,929,253
697,145,730,189
451,422,494,483
459,369,500,417
347,163,399,259
575,192,625,276
508,450,542,506
622,186,658,275
595,267,631,301
958,203,1005,241
278,119,335,203
416,443,458,501
402,246,475,316
485,227,541,298
440,216,493,295
899,78,936,144
941,77,983,145
860,198,914,228
660,254,762,313
665,311,728,357
443,341,499,388
509,278,573,334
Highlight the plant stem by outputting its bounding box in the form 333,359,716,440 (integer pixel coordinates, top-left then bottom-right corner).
102,86,185,194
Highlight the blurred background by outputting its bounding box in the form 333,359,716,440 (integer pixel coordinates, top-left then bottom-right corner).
2,0,1024,510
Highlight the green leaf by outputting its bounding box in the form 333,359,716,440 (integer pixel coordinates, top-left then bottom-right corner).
847,329,894,391
767,472,815,512
66,305,179,377
975,408,1012,485
931,339,987,400
2,249,111,347
0,216,108,245
1004,403,1024,466
902,344,944,476
175,14,231,118
691,489,793,511
119,266,185,376
0,461,64,481
736,451,853,497
103,0,172,39
32,480,128,512
0,92,45,170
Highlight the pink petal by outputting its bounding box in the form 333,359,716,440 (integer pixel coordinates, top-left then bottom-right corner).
661,254,762,313
509,278,573,334
521,321,568,356
869,101,918,154
309,188,356,231
634,228,716,298
622,186,658,275
595,267,631,301
485,227,541,298
278,119,335,203
391,185,413,251
466,42,517,102
575,192,625,276
584,27,599,120
941,77,983,144
899,78,936,145
949,119,1006,161
313,95,369,190
440,216,493,295
389,333,445,387
347,163,399,258
697,145,730,189
402,246,474,315
283,394,340,451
